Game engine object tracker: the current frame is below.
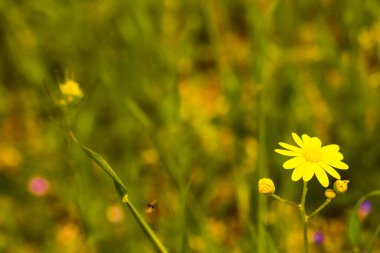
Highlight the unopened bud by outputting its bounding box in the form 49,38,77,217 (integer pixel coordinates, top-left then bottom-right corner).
258,178,275,195
333,180,349,194
324,189,336,199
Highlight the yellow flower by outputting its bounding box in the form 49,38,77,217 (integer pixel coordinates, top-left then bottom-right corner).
59,80,83,101
258,178,275,195
275,133,348,187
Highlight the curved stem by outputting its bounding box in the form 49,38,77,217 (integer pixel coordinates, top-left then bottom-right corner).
308,198,332,219
123,195,169,253
271,193,298,207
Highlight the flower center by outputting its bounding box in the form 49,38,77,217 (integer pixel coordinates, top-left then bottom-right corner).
303,148,321,163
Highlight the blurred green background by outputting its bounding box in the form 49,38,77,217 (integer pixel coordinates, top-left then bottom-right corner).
1,0,380,252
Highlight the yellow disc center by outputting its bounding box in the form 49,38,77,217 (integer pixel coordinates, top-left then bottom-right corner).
303,148,321,163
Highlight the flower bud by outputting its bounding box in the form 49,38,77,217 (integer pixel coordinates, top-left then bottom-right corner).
324,189,336,199
333,180,349,194
258,178,275,195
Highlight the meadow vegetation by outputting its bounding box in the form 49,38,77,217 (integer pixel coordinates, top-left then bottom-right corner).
1,0,380,252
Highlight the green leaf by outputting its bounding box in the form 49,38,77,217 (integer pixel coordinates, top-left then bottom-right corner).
347,205,361,246
70,132,168,253
70,132,128,195
266,230,280,253
114,180,127,198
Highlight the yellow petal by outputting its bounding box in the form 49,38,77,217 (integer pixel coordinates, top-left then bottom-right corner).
315,166,329,187
302,134,312,147
322,153,343,163
322,151,343,161
283,157,305,169
275,149,300,156
279,142,302,152
292,133,305,148
291,166,304,181
302,163,315,181
320,162,341,179
310,137,322,148
321,144,340,152
326,160,349,170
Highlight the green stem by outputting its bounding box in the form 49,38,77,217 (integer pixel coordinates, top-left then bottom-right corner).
271,194,298,207
123,195,169,253
302,219,309,253
300,181,309,253
308,198,332,219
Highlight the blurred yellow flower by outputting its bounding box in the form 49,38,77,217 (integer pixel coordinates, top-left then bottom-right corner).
59,80,83,102
0,144,23,170
275,133,348,187
56,222,80,246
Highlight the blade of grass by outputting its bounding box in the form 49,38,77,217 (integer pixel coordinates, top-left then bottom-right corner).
244,1,272,251
125,98,153,130
125,98,181,190
366,223,380,253
70,132,128,194
122,195,169,253
69,132,169,253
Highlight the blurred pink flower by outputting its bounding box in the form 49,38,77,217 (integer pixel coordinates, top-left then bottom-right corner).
28,176,50,196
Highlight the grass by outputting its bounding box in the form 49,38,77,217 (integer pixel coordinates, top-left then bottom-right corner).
1,0,380,252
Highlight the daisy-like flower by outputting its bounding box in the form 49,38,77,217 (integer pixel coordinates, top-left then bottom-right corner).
275,133,349,187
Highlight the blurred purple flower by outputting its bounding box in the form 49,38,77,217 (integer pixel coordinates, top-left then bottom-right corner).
313,231,324,245
359,200,372,218
360,200,372,214
28,176,50,196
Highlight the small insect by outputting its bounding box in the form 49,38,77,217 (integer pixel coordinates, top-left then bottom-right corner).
145,199,157,214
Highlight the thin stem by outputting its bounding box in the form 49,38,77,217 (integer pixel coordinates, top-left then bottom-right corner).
308,198,332,219
301,181,308,210
302,219,309,253
71,133,169,253
123,195,169,253
271,194,298,207
300,181,309,253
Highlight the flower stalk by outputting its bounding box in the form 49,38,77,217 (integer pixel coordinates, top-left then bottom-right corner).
264,133,351,252
308,198,331,219
259,177,345,253
300,181,309,253
270,193,298,207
